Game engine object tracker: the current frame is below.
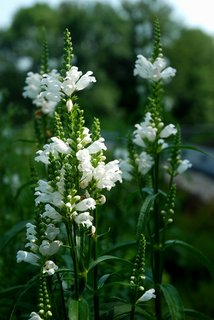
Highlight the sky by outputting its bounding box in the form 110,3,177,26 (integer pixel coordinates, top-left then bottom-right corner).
0,0,214,35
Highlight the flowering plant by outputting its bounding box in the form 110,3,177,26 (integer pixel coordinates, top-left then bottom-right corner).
14,21,213,320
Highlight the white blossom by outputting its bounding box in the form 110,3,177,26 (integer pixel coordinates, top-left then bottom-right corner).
74,212,94,228
61,66,96,96
137,288,156,303
43,260,58,276
23,72,42,100
29,311,43,320
35,137,71,164
45,224,60,241
87,138,107,154
41,204,62,222
75,197,96,211
17,250,40,266
119,159,133,181
40,70,62,103
138,152,154,175
133,112,157,147
176,159,192,175
39,240,62,256
160,124,177,138
134,54,176,82
93,160,122,190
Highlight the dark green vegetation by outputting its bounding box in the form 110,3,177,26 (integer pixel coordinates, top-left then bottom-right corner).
0,0,214,319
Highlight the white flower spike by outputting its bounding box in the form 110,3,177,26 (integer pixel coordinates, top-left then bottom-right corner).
134,54,176,82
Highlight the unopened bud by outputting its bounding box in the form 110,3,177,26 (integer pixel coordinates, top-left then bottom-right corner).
66,99,73,112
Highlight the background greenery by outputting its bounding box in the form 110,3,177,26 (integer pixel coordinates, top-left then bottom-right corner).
0,0,214,318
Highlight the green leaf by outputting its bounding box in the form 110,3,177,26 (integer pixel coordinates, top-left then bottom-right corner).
98,274,111,289
8,274,40,319
88,255,132,271
164,240,214,279
103,241,136,254
0,221,27,252
108,303,155,320
136,193,158,241
160,284,185,320
184,308,212,320
68,299,89,320
167,144,212,158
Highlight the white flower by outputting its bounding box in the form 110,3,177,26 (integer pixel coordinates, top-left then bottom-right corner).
76,149,93,188
17,250,40,266
62,66,96,96
41,204,62,222
87,138,107,154
76,148,91,162
23,72,42,100
45,224,60,241
93,160,122,190
39,240,61,256
40,70,62,103
119,159,133,181
133,112,157,147
176,159,192,175
43,260,58,276
137,288,156,303
138,152,154,175
29,311,43,320
75,197,96,211
26,223,37,239
160,124,177,138
158,139,168,151
51,137,71,154
35,137,71,164
74,212,94,228
134,54,176,82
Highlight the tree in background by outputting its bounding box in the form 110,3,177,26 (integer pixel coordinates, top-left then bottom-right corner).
166,28,214,124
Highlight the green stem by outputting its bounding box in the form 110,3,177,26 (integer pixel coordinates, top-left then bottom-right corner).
66,222,80,300
130,287,138,320
56,272,68,320
93,209,99,320
152,154,163,320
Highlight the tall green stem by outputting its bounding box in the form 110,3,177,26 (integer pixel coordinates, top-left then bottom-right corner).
93,208,99,320
66,222,80,300
152,154,163,319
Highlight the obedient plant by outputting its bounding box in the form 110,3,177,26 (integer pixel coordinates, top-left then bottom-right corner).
18,29,123,319
16,20,212,320
116,19,194,320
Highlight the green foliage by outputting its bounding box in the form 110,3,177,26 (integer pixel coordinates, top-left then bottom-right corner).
160,284,185,320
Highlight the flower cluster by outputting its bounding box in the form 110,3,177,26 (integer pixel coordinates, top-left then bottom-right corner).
23,66,96,115
134,54,176,82
117,52,191,180
17,128,122,274
117,111,179,180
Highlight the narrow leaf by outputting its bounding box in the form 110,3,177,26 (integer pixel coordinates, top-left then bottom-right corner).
164,240,214,279
103,241,136,254
184,308,212,320
0,221,27,252
88,255,132,271
68,299,89,320
160,284,185,320
97,274,111,289
136,194,158,240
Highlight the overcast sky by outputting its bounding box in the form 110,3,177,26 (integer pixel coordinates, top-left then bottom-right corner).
1,0,214,35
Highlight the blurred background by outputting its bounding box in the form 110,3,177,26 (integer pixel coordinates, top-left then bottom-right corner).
0,0,214,318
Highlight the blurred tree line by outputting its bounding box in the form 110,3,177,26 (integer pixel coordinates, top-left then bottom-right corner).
1,0,214,130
